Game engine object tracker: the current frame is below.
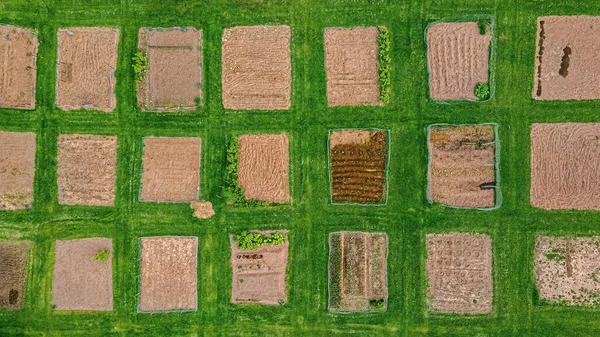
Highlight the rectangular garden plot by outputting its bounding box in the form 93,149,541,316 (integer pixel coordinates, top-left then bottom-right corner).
328,232,388,313
0,131,36,210
428,124,498,209
0,241,31,310
56,27,119,112
0,25,38,109
137,27,202,111
426,233,492,314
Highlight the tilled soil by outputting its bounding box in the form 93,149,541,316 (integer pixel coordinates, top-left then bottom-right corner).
0,241,31,310
0,131,36,210
0,25,38,109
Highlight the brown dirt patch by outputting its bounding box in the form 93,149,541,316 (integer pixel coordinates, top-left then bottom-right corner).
141,137,201,202
0,241,31,310
137,27,202,111
191,200,214,219
139,237,197,312
51,238,113,311
222,25,291,110
0,131,36,210
324,27,380,106
530,123,600,210
0,25,38,109
329,130,388,203
230,230,288,305
56,27,119,112
238,133,289,203
426,233,493,314
427,22,491,100
533,16,600,100
428,124,496,208
57,134,117,206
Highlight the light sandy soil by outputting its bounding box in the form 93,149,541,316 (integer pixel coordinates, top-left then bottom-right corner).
0,25,38,109
0,241,31,310
56,27,119,112
0,131,36,210
238,133,289,203
427,22,491,100
141,137,201,202
57,134,117,206
191,200,214,219
222,25,291,110
51,238,113,311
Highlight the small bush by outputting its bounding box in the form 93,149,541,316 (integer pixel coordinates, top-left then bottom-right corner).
225,137,271,207
133,50,149,83
92,250,111,263
234,231,287,250
377,26,391,105
474,82,490,101
477,18,491,35
369,298,386,310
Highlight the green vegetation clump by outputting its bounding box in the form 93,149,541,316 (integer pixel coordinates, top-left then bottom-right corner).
369,298,386,310
234,231,287,250
474,82,490,101
377,26,391,105
225,138,270,207
545,248,566,261
477,18,491,35
133,50,149,83
92,250,111,263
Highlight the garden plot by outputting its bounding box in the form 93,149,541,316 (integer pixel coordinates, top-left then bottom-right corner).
222,25,291,110
56,27,119,112
329,130,389,204
426,233,493,314
428,124,497,209
140,137,201,202
51,238,113,311
530,123,600,210
0,241,31,310
0,131,36,210
57,134,117,206
0,25,38,109
328,232,388,313
137,27,202,111
533,16,600,100
139,237,197,312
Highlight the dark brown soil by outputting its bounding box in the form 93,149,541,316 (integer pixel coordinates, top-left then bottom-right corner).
0,241,31,310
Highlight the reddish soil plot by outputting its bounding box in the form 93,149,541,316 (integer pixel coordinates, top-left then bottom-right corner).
222,25,291,110
56,27,119,112
530,123,600,210
52,238,113,311
427,22,491,100
137,27,202,111
428,124,497,208
238,133,289,203
0,25,38,109
230,231,288,305
0,131,36,210
57,134,117,206
533,16,600,100
324,27,380,106
426,233,493,314
0,241,31,310
141,137,201,202
328,232,388,312
139,237,197,312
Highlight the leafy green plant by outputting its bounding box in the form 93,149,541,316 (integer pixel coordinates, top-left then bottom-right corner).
377,26,391,105
369,298,386,310
234,231,287,250
477,18,491,35
92,250,111,263
474,82,490,101
132,50,148,83
225,137,271,207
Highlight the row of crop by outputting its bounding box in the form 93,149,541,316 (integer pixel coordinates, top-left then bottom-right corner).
377,26,391,105
328,233,342,309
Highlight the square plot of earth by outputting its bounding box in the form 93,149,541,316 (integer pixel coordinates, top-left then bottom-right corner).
137,27,202,111
140,137,201,202
0,241,32,310
0,25,38,109
51,238,113,311
56,27,119,112
139,237,197,312
0,131,36,210
428,124,498,209
222,25,291,110
426,233,493,314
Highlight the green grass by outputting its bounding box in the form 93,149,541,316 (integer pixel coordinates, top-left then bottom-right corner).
1,0,600,335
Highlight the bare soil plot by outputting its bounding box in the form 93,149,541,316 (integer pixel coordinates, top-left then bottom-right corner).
230,231,288,305
0,25,38,109
533,16,600,100
427,22,491,100
238,133,289,203
0,241,31,310
191,200,214,219
139,237,197,312
324,27,380,106
328,232,388,312
426,233,493,314
51,238,113,311
428,124,497,208
140,137,201,202
329,130,388,204
56,27,119,112
137,27,202,111
222,25,291,110
57,134,117,206
0,131,36,210
530,123,600,210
